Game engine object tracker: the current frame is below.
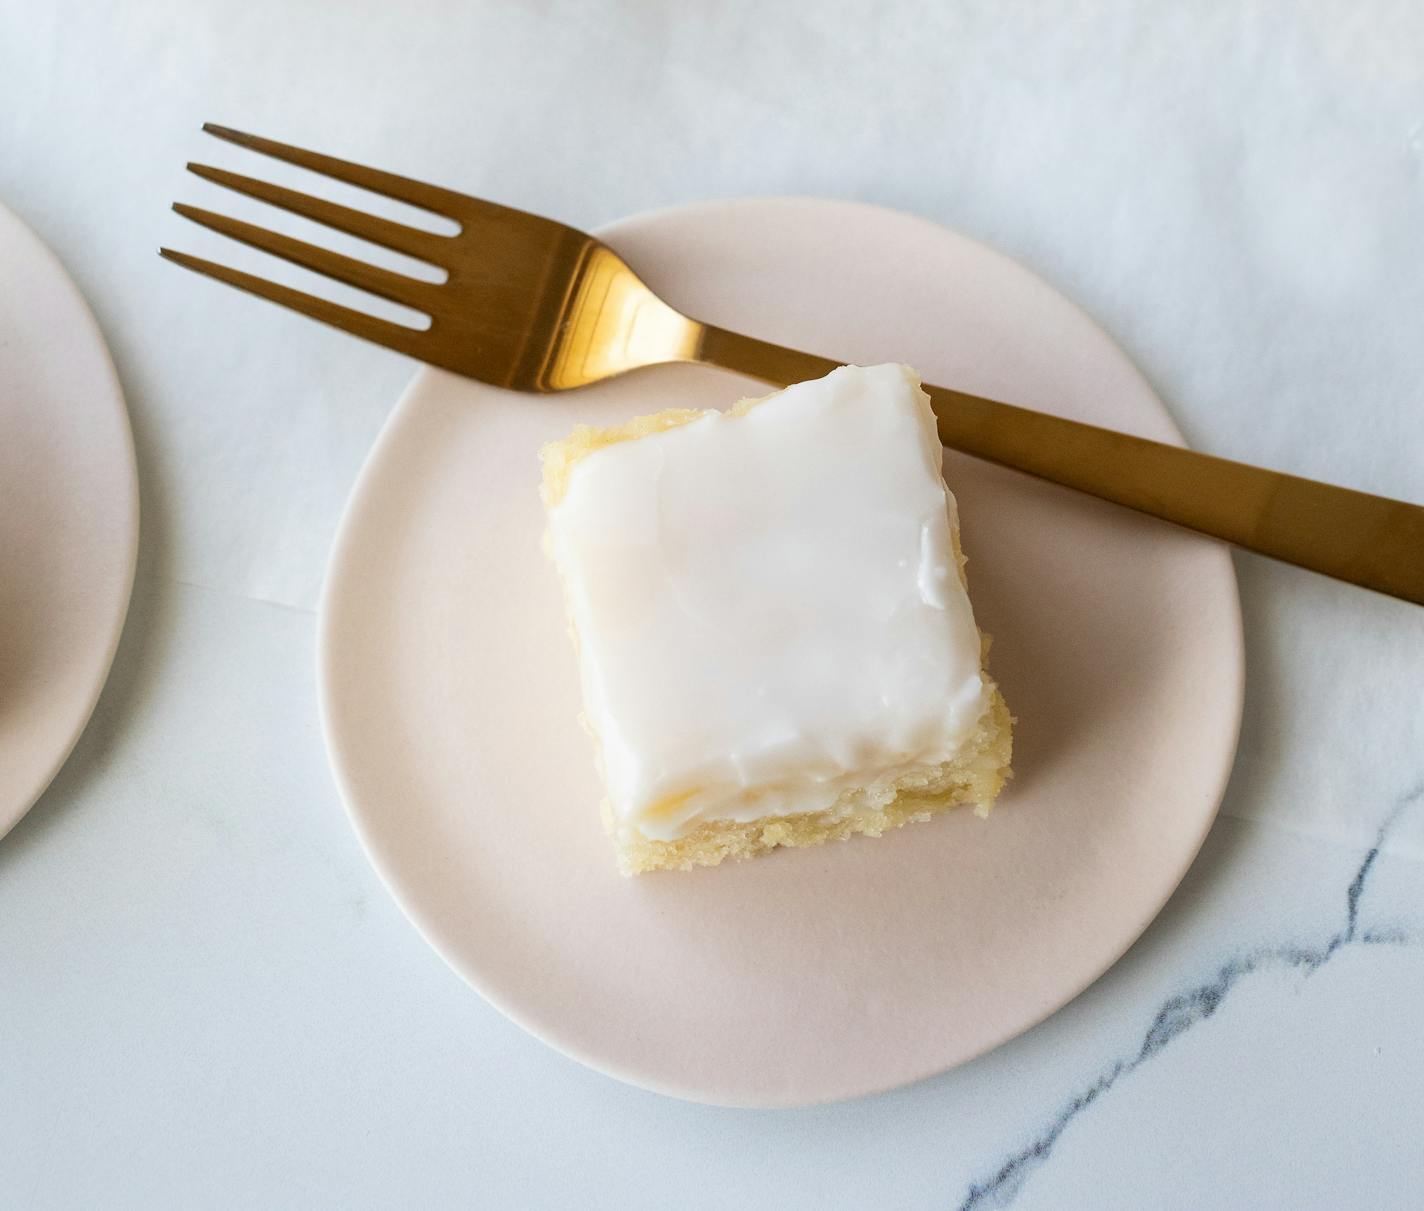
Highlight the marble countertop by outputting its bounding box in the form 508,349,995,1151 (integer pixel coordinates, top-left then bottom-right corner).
2,2,1422,1207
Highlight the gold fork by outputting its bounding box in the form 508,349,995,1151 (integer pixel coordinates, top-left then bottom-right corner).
163,124,1424,606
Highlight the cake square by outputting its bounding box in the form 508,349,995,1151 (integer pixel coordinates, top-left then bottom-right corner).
541,363,1011,874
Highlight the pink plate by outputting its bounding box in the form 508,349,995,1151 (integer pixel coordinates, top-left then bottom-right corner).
0,201,138,843
318,199,1243,1107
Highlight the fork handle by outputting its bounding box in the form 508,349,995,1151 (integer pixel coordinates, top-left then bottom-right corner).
695,325,1424,606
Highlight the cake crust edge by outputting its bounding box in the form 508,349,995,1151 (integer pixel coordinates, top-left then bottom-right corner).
611,680,1013,875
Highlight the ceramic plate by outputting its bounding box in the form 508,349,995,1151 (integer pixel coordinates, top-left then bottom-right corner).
0,201,138,842
319,199,1243,1107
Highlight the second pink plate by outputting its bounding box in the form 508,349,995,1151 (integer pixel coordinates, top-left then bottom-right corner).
318,199,1243,1107
0,201,137,843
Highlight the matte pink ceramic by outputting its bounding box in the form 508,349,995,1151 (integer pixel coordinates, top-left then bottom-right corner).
318,199,1243,1107
0,201,138,842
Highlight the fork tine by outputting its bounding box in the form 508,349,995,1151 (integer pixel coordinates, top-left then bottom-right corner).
186,163,449,265
158,248,431,357
202,123,471,222
172,203,435,310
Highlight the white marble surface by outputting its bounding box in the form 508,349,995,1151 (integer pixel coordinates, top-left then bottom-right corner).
3,2,1423,1207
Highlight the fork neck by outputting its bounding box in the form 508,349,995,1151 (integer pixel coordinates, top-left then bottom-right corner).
694,324,840,388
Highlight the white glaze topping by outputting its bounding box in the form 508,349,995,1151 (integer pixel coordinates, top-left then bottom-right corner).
546,364,987,842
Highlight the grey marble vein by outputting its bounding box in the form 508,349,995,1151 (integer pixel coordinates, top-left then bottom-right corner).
957,782,1424,1211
